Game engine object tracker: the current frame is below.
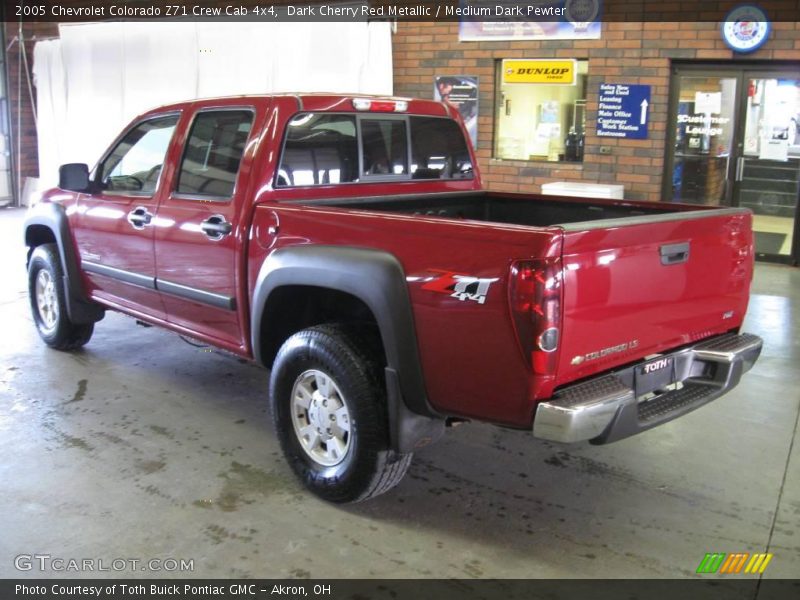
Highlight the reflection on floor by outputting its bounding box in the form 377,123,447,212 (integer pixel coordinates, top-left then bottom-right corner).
753,214,795,255
755,232,787,254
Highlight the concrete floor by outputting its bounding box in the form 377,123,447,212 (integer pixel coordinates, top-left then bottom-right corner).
0,206,798,580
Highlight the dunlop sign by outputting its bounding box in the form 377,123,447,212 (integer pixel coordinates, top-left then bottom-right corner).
502,60,576,85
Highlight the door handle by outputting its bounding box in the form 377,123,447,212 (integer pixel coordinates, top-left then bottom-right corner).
660,242,690,265
200,215,232,241
127,206,153,230
735,157,746,182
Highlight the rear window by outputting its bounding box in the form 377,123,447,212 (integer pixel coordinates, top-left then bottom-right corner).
410,117,473,180
361,119,408,176
277,114,358,186
276,113,472,187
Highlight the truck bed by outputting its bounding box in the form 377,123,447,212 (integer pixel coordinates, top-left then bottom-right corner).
296,189,754,400
313,191,712,229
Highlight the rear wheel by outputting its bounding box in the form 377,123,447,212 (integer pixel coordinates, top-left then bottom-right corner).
28,244,94,351
269,324,412,503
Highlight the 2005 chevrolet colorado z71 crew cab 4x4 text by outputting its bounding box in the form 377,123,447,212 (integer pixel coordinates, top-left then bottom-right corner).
24,94,762,502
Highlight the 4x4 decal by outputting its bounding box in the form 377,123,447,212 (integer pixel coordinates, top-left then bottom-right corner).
420,270,498,305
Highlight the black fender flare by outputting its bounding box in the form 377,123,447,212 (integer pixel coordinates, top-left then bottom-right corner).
23,202,104,324
251,245,445,453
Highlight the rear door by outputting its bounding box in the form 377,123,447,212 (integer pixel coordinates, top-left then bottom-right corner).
556,209,754,386
153,105,261,350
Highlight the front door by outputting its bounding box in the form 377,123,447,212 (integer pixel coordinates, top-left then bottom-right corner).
73,113,180,319
665,64,800,265
153,106,258,350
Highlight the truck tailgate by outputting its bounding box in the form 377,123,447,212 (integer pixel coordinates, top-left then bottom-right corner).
556,208,754,387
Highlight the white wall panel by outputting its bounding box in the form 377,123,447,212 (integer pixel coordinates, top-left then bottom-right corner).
120,23,199,117
57,23,126,172
32,22,393,188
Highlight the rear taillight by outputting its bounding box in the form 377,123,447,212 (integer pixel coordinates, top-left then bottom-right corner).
509,259,562,374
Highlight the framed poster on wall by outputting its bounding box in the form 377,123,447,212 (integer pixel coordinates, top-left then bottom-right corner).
434,76,479,147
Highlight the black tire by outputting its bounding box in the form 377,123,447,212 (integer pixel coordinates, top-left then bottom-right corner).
28,244,94,351
269,324,412,503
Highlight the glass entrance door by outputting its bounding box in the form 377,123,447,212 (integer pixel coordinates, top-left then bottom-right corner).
733,75,799,261
666,65,800,264
668,74,738,206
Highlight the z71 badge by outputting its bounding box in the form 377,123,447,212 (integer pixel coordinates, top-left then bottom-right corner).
420,270,498,305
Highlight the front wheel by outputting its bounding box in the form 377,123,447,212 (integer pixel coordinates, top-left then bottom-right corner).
28,244,94,351
269,324,412,503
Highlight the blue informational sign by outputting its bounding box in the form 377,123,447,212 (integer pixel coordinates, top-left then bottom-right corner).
597,83,651,140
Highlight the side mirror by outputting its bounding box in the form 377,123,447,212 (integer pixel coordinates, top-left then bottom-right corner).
58,163,91,193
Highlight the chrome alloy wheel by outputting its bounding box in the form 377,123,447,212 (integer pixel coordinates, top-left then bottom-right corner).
35,269,59,333
290,369,351,467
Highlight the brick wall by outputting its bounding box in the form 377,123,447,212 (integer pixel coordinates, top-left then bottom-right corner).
4,14,800,205
4,21,59,201
392,21,800,201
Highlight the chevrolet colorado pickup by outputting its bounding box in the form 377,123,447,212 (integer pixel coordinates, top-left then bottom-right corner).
24,94,762,502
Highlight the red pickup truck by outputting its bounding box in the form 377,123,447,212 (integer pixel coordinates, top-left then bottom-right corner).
24,94,762,502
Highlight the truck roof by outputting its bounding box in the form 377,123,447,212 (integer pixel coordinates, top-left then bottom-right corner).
138,93,452,119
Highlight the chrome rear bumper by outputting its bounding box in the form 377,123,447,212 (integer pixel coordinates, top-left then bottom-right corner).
532,333,763,444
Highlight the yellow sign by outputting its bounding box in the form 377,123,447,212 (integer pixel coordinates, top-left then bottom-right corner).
502,60,576,85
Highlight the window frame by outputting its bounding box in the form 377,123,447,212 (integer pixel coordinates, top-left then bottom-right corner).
172,106,257,203
274,112,474,189
94,111,182,198
492,58,589,164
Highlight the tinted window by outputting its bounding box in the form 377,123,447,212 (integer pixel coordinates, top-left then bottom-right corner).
276,113,473,187
101,115,178,194
277,114,358,186
361,119,408,176
176,110,254,198
410,117,473,180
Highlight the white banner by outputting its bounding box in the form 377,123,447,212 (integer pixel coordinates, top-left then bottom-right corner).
33,21,393,188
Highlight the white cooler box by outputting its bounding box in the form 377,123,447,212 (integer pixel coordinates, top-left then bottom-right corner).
541,181,624,200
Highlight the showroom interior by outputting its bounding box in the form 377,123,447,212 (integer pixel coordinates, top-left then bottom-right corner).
1,1,799,582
